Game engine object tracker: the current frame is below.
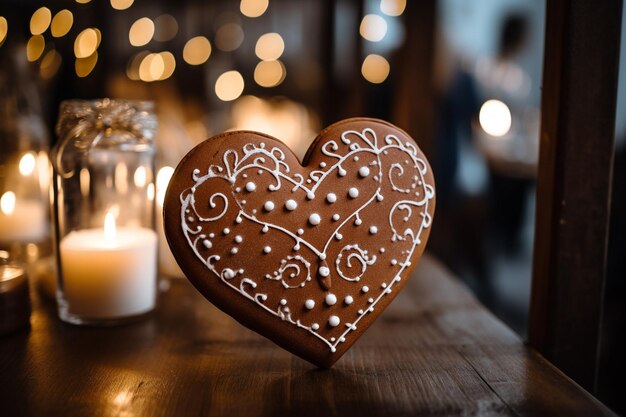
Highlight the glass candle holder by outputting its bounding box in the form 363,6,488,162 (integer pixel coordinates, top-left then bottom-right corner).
0,53,51,263
0,252,31,336
52,99,158,325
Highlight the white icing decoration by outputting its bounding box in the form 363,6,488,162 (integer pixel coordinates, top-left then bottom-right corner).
369,226,378,235
362,286,369,293
309,213,321,226
326,193,337,203
263,246,272,254
203,240,212,249
325,293,337,305
329,316,340,327
332,214,340,221
318,266,330,277
336,244,376,282
285,199,298,211
235,235,243,243
305,299,315,309
306,191,315,200
297,228,304,235
264,201,275,211
178,126,434,353
358,166,370,178
354,218,362,226
209,233,215,238
223,228,230,235
344,295,353,305
230,247,238,254
348,187,359,199
379,247,385,253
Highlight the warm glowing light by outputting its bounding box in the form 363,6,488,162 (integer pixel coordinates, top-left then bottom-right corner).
154,14,178,42
19,153,36,176
74,28,99,58
0,17,7,45
37,151,50,196
479,99,512,137
159,51,176,80
30,7,51,35
114,163,128,194
51,10,73,37
75,0,92,3
380,0,406,16
215,70,244,101
75,51,98,77
147,183,155,201
360,14,387,42
254,60,285,88
361,54,390,83
129,17,154,47
156,166,174,206
110,0,134,11
240,0,269,18
126,51,149,80
80,168,90,197
255,33,284,61
104,211,116,241
0,192,16,215
26,35,45,62
215,23,244,52
134,166,147,187
40,49,62,79
183,36,211,65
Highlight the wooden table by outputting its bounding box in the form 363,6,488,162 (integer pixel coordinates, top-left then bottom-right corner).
0,255,614,416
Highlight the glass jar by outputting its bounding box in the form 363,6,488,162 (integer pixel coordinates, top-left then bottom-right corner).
52,99,158,325
0,49,51,263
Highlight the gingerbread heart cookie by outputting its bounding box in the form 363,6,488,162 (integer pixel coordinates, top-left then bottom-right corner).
164,118,435,367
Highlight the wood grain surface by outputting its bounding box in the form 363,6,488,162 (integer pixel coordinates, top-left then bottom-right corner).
0,255,614,417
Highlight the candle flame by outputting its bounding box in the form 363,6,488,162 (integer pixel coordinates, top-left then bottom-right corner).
104,211,116,241
479,99,512,137
134,166,147,187
0,191,16,215
19,152,36,176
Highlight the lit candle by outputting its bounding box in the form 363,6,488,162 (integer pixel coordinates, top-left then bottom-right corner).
0,191,47,243
59,211,157,320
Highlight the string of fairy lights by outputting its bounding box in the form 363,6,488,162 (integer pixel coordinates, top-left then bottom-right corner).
0,0,406,101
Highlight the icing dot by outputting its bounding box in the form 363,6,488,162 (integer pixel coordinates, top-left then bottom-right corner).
309,213,321,226
362,286,369,293
187,216,194,222
235,187,241,193
358,309,364,314
223,268,235,279
223,228,230,235
306,179,312,184
235,217,243,224
355,218,362,226
280,299,287,306
358,166,370,178
297,228,304,235
320,162,327,168
311,323,320,330
241,200,247,205
252,209,257,214
320,254,327,260
368,297,374,303
332,214,340,221
369,226,378,235
335,233,343,241
258,169,263,175
379,248,386,253
326,193,337,203
338,168,347,177
391,259,398,265
262,225,269,233
234,235,243,243
202,240,212,249
305,299,315,309
260,142,265,148
344,295,354,305
285,199,298,211
348,187,359,199
325,293,337,306
293,243,301,251
328,316,340,327
230,247,238,255
377,194,384,201
382,283,387,288
330,337,336,342
264,201,275,211
319,266,330,277
263,246,272,254
245,182,256,192
209,233,215,238
306,192,315,200
242,174,248,179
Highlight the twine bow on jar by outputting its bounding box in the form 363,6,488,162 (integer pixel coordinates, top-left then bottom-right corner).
53,98,157,178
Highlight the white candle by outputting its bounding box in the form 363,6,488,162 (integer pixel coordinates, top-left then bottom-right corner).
59,213,157,319
0,192,47,243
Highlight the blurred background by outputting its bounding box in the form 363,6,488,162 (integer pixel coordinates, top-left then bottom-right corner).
0,0,625,412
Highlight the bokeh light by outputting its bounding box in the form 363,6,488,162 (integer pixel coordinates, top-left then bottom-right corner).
380,0,406,16
39,49,62,79
154,14,178,42
30,7,51,35
26,35,45,62
75,51,98,77
74,28,99,58
183,36,211,65
110,0,134,11
215,23,244,51
1,17,9,46
361,54,390,83
240,0,269,18
255,33,284,61
129,17,154,47
51,10,73,38
254,60,286,88
359,14,387,42
479,99,512,137
215,70,244,101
